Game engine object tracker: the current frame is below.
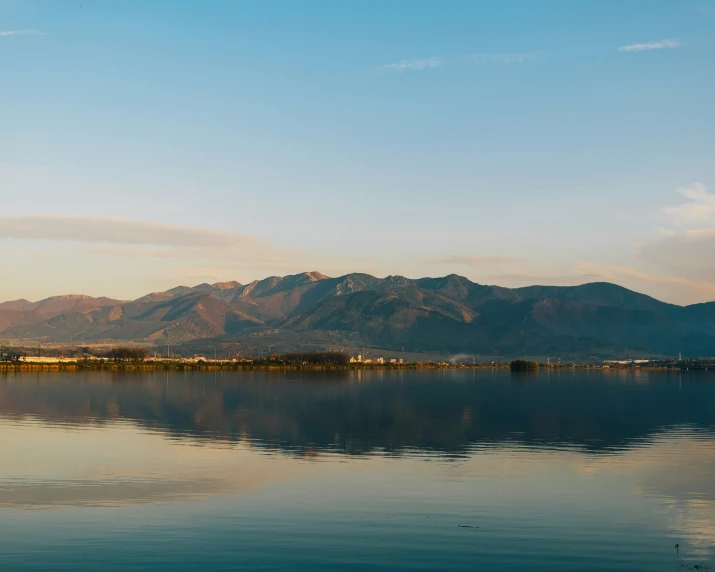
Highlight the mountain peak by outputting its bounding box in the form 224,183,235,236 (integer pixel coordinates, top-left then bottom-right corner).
212,281,243,290
40,294,94,302
303,271,328,282
0,299,36,312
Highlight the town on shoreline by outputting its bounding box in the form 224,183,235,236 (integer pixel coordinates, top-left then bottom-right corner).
1,348,713,373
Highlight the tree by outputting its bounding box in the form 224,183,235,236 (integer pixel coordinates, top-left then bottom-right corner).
510,359,538,372
106,347,148,362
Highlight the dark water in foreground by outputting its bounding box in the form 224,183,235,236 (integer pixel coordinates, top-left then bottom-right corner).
0,369,714,571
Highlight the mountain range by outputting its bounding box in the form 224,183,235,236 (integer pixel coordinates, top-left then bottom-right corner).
1,272,714,358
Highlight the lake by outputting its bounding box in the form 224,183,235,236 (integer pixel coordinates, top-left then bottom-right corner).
1,369,713,571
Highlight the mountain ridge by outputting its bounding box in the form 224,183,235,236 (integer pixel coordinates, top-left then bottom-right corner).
2,272,714,357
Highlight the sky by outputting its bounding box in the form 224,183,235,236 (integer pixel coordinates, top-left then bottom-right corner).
1,0,714,305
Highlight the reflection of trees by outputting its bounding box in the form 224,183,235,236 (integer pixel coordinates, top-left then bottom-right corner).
0,370,714,456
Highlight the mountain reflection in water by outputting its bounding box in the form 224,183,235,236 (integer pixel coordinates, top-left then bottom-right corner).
0,369,714,572
1,369,713,454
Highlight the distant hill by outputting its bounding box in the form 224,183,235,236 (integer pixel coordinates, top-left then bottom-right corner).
514,282,679,314
0,294,123,334
1,272,714,357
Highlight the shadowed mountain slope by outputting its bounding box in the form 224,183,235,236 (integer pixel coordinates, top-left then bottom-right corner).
514,282,679,314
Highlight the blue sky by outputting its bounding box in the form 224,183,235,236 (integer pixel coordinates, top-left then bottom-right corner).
1,0,715,303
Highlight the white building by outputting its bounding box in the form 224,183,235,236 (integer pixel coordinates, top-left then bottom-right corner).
19,356,79,364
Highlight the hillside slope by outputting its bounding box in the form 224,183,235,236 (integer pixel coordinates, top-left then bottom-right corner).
1,272,714,356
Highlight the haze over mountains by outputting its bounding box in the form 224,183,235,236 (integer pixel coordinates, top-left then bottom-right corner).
1,272,714,358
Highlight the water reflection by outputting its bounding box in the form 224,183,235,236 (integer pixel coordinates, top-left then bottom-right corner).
0,369,713,454
0,370,713,571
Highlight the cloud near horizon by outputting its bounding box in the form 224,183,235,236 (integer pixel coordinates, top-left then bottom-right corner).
0,215,267,248
574,261,715,304
0,215,334,300
0,215,302,269
0,29,45,37
3,197,715,304
662,183,715,226
610,183,715,302
639,230,715,288
619,39,682,52
0,215,411,291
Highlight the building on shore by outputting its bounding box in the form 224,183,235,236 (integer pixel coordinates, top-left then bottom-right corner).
18,356,84,364
349,354,401,365
604,359,650,365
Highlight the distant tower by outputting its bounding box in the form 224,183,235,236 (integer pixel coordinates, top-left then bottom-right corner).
678,352,682,361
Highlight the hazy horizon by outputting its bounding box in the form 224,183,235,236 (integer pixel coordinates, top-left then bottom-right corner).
2,0,714,304
0,269,707,308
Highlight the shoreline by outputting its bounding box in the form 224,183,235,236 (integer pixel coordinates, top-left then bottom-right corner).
0,362,710,372
0,362,491,372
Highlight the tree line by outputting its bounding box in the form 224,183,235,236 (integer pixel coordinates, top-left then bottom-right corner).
105,347,148,361
280,352,351,365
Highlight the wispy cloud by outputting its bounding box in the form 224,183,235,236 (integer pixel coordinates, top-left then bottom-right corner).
0,29,45,37
375,51,542,73
0,215,379,276
598,183,715,303
662,183,715,226
0,215,303,269
0,215,264,248
379,57,442,72
465,51,543,65
619,38,682,52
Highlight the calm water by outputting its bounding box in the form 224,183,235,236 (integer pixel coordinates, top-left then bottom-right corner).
0,369,714,571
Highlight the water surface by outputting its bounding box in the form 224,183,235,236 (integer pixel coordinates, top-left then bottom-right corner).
1,369,714,571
